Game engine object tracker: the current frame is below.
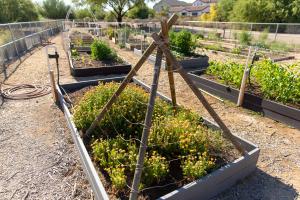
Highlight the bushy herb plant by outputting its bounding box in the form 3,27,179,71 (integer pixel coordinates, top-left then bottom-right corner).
169,30,196,56
73,82,227,192
91,39,117,61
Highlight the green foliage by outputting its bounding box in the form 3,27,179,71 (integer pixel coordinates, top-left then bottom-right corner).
207,32,221,41
238,31,252,46
269,41,291,52
231,46,242,55
206,61,244,87
90,39,117,61
169,30,196,56
252,60,300,104
218,0,300,23
207,60,300,105
40,0,70,19
254,28,269,48
215,0,237,21
127,3,155,19
182,153,216,180
87,0,146,23
71,49,79,58
0,0,39,23
104,11,115,22
74,8,93,19
74,82,227,191
202,43,225,52
106,27,115,38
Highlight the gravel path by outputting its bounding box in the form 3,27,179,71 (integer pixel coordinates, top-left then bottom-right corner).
0,36,91,199
108,40,300,200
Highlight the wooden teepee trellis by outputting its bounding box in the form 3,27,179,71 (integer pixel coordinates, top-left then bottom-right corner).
84,14,248,200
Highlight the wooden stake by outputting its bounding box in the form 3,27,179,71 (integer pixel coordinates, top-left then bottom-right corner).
84,14,179,138
237,47,252,107
152,33,247,156
129,49,163,200
49,70,58,103
161,18,177,111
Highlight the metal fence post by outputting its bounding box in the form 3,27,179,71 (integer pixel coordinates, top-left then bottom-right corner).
8,24,21,61
275,23,279,41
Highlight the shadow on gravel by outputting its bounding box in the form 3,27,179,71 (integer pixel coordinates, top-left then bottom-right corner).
213,168,298,200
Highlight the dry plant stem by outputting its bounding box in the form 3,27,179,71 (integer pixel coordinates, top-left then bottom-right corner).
129,49,163,200
161,18,177,111
151,32,248,156
84,14,179,138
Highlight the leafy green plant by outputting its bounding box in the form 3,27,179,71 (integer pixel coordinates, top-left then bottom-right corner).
206,60,300,105
207,32,221,41
106,27,115,39
238,31,252,46
71,49,79,58
252,60,300,104
231,46,242,55
91,39,117,61
206,61,244,87
169,30,196,56
203,43,225,52
254,28,269,48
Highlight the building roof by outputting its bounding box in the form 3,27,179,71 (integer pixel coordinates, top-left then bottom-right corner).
169,5,210,12
192,0,218,3
153,0,191,10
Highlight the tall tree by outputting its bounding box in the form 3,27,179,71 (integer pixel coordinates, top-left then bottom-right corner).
40,0,71,19
85,0,146,23
0,0,38,23
215,0,237,21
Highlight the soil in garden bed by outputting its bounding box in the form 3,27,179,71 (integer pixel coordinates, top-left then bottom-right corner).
199,73,300,110
72,52,126,69
64,83,241,200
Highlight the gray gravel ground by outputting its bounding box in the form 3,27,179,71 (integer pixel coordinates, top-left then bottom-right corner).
0,36,91,199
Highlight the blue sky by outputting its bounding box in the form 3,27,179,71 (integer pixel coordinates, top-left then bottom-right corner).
34,0,195,9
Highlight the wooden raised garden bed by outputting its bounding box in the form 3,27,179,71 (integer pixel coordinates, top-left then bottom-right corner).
134,48,209,71
67,51,131,77
57,77,259,200
188,70,300,129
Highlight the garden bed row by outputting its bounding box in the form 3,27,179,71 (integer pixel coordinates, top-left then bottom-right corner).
57,77,259,200
67,34,132,77
188,70,300,130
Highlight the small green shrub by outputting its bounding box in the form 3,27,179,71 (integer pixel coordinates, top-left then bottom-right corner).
269,41,291,52
207,32,221,41
169,30,196,56
106,27,114,39
71,49,79,58
238,31,252,46
91,40,117,61
231,46,242,55
254,28,270,48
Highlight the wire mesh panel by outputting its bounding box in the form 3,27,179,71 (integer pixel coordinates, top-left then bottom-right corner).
0,20,64,82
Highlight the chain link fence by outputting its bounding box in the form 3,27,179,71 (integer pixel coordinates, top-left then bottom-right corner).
0,20,64,82
175,21,300,46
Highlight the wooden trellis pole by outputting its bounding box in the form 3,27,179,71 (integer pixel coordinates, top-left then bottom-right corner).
161,18,177,111
84,14,179,138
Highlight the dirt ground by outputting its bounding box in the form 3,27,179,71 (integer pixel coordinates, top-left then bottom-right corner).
0,36,91,199
1,33,299,199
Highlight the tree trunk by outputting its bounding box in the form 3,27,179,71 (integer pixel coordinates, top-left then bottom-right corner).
117,14,122,27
